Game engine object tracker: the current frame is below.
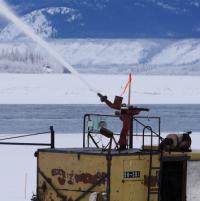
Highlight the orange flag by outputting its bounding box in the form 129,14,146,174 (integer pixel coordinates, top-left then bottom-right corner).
120,73,132,97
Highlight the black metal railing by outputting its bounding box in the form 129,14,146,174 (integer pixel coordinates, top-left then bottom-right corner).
0,126,55,148
83,114,162,149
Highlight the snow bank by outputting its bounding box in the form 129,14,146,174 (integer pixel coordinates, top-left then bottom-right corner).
187,161,200,201
0,74,199,104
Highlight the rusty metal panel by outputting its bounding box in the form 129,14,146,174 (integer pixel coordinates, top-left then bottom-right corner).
37,150,163,201
38,151,107,201
188,151,200,161
110,154,160,201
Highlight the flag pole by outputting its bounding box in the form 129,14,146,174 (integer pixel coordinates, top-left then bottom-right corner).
128,72,133,149
128,73,132,106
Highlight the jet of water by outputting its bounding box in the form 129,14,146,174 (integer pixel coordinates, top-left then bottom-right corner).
0,0,98,93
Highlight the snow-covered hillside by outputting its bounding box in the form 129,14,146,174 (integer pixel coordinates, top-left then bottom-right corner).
0,39,200,75
0,41,64,73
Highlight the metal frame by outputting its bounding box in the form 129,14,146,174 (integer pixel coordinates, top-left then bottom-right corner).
83,113,162,201
83,113,161,150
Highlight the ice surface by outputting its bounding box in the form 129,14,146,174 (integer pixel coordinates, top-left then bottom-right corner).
0,74,199,104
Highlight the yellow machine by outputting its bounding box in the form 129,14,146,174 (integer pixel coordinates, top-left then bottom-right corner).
34,113,200,201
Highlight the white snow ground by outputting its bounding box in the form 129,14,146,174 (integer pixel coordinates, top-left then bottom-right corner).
0,74,199,104
0,133,200,201
0,133,83,201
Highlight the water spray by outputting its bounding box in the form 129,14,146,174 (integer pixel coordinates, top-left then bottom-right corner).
0,0,98,93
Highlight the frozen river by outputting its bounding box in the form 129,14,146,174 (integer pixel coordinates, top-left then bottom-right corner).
0,104,199,134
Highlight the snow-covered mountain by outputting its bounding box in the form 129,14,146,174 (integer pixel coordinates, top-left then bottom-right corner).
0,0,200,38
0,39,200,75
0,7,82,40
0,1,200,74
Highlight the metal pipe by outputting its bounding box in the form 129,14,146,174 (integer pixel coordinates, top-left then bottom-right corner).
50,126,55,149
0,131,49,141
0,142,51,146
129,116,133,149
134,118,162,140
147,127,153,201
83,114,88,148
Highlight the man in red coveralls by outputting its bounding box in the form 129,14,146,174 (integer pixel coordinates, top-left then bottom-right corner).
97,93,149,150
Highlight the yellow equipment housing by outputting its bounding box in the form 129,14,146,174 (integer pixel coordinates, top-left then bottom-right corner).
35,114,200,201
